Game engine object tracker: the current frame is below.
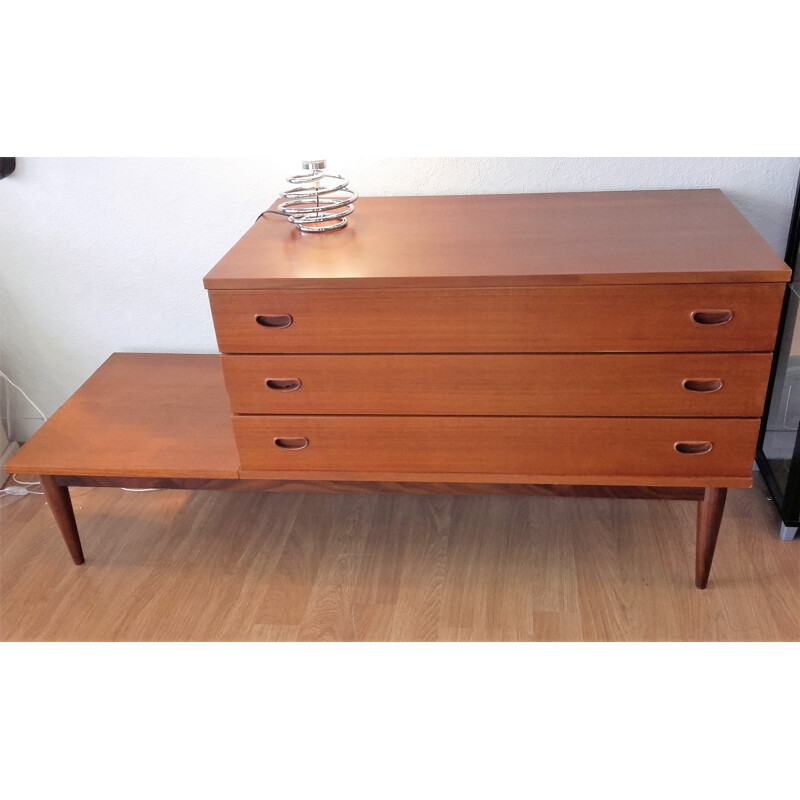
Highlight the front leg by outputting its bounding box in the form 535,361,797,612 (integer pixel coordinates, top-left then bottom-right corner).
696,487,727,589
40,475,85,565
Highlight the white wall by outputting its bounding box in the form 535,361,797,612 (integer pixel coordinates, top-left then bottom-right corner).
1,157,799,441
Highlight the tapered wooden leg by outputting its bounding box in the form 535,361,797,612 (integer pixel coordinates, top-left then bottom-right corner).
696,487,727,589
40,475,85,565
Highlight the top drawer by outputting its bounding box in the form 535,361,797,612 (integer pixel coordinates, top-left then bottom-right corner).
208,284,784,354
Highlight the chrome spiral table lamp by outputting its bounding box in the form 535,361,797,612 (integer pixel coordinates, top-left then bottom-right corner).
276,159,358,232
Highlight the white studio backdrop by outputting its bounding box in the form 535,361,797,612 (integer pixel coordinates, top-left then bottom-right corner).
1,156,798,442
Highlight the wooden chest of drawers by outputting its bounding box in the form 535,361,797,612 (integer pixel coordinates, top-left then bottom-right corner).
204,190,790,587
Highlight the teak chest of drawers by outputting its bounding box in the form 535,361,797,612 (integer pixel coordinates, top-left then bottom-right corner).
8,190,790,589
206,190,789,587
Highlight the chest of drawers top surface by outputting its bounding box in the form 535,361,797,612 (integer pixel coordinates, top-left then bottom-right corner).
203,190,790,290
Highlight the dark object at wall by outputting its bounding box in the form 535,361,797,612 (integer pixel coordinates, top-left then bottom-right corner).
0,158,16,179
755,167,800,539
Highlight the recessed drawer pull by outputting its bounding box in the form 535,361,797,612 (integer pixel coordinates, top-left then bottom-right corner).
266,378,302,392
273,437,309,450
674,441,713,455
255,314,293,329
682,378,723,393
691,309,733,326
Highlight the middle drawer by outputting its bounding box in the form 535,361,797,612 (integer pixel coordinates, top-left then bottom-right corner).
221,353,772,417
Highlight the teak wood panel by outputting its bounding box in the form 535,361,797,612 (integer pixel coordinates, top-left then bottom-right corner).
220,353,773,417
208,284,784,354
232,415,761,484
202,192,791,290
48,474,706,499
6,354,240,479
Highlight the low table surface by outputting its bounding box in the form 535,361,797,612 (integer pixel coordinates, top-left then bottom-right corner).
6,353,240,479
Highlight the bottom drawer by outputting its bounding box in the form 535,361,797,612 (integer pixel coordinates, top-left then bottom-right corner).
232,415,760,486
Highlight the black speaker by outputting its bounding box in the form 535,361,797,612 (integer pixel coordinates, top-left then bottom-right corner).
755,168,800,539
0,158,17,179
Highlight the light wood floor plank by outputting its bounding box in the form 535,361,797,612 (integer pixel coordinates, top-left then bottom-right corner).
296,495,378,642
1,476,798,641
387,496,450,642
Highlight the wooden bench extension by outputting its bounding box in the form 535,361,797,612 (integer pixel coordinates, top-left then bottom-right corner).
7,352,727,588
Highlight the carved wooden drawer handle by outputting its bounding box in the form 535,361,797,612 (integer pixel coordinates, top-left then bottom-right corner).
274,437,309,450
691,310,733,326
674,441,713,455
266,378,302,392
255,314,293,329
682,378,723,393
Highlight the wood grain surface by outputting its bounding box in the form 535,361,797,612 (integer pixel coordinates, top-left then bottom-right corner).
39,475,84,564
208,283,784,354
203,192,791,290
5,354,240,478
3,354,762,487
696,487,727,588
2,476,796,641
221,353,773,417
232,415,761,485
48,475,705,499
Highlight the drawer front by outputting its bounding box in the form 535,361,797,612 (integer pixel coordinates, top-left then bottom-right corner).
208,284,784,354
222,353,772,417
232,415,760,484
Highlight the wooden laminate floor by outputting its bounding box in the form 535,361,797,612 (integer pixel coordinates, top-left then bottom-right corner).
1,475,798,641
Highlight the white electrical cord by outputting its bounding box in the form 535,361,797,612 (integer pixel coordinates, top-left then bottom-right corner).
1,474,44,503
1,370,162,496
2,485,43,497
0,369,47,502
0,373,46,502
0,369,48,422
13,474,40,485
1,472,45,502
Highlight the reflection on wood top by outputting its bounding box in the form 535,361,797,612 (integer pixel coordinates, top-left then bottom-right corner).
204,191,791,289
6,354,240,479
